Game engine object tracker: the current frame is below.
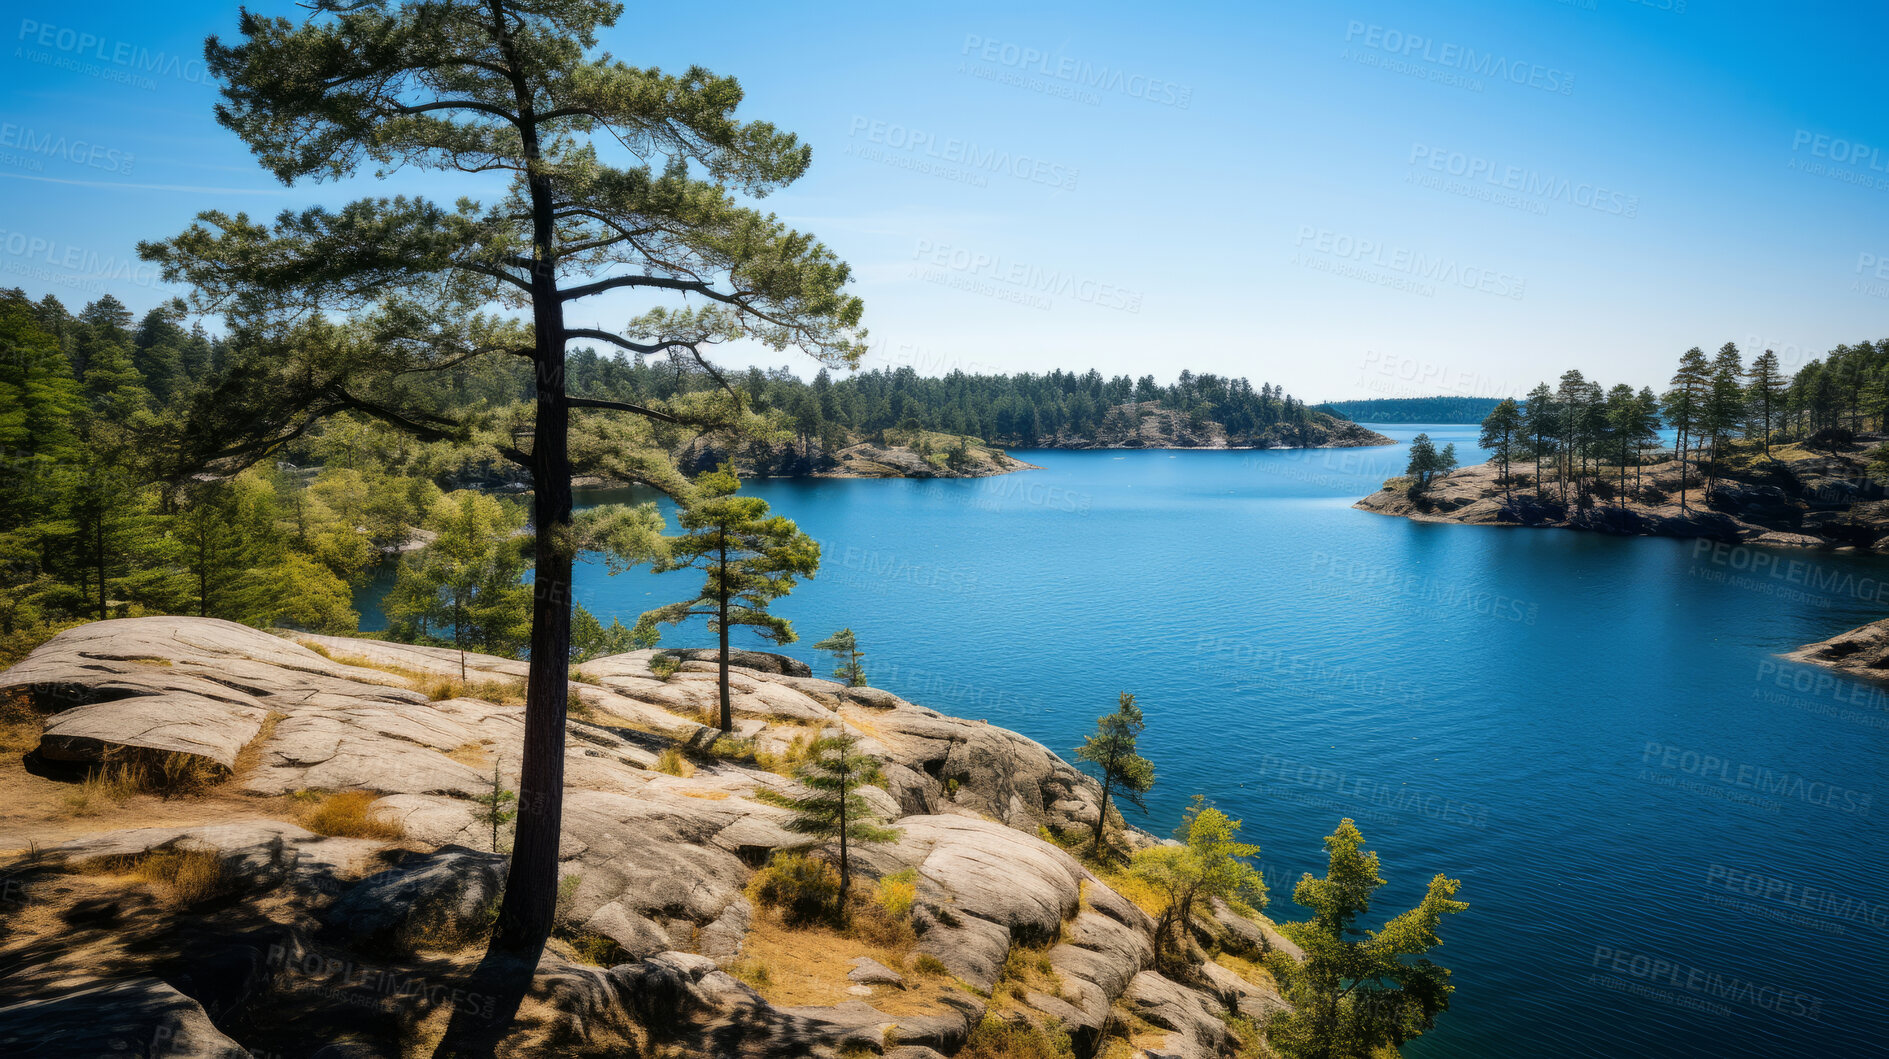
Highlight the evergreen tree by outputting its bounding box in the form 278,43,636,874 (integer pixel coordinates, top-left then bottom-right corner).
1404,434,1451,494
139,0,865,956
812,627,867,687
1522,383,1557,499
1129,796,1265,970
1702,342,1745,490
782,731,900,909
1477,399,1523,501
172,472,284,622
384,491,533,678
1663,348,1711,511
638,464,820,731
1746,348,1786,458
1074,692,1156,858
1266,819,1468,1059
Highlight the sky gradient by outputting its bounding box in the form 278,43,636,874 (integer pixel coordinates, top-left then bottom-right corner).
3,0,1886,401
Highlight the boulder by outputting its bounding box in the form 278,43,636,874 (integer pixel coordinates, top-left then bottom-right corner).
848,957,907,988
321,845,506,948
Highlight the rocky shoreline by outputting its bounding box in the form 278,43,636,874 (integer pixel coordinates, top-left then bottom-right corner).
1354,439,1889,552
1786,617,1889,683
0,618,1293,1058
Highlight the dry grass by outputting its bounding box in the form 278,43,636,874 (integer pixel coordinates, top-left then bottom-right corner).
232,711,287,777
311,647,529,706
732,904,951,1016
958,1015,1075,1059
0,694,43,755
78,847,227,907
59,749,223,816
755,731,814,776
445,741,493,769
653,747,693,777
678,790,730,801
299,790,404,840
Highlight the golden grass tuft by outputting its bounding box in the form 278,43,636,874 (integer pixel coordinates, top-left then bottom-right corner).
79,847,227,907
653,747,693,777
301,790,404,840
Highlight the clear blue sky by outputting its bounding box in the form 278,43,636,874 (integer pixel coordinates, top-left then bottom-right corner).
3,0,1886,401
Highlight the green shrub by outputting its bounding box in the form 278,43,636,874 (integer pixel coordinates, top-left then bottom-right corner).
877,868,918,917
959,1016,1074,1059
751,852,841,926
649,654,680,680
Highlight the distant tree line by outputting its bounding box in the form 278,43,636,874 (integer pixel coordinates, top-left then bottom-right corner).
1458,340,1886,510
567,354,1330,450
1315,396,1503,424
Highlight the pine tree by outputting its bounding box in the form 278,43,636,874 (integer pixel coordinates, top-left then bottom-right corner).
1702,342,1745,491
1266,819,1468,1059
384,491,533,678
1663,348,1711,511
139,0,865,957
1129,796,1264,970
1074,692,1155,858
1477,399,1523,501
639,464,819,731
782,732,900,909
812,627,867,687
1404,434,1450,494
1522,383,1557,499
475,757,518,854
1746,348,1787,458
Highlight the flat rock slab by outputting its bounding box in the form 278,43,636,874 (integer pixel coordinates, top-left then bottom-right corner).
0,977,252,1057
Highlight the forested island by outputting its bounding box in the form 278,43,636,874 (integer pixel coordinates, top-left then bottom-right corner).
1358,341,1889,549
1314,396,1503,424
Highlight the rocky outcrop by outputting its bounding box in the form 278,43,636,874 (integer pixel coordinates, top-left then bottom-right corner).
675,434,1041,481
1356,439,1889,550
1025,402,1389,451
0,617,1289,1058
1786,617,1889,681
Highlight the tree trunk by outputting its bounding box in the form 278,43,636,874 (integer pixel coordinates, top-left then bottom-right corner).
717,538,732,732
492,80,573,952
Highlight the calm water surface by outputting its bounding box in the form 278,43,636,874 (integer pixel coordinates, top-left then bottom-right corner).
360,425,1889,1058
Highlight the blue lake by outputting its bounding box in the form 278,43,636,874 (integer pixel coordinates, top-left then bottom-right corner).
359,425,1888,1058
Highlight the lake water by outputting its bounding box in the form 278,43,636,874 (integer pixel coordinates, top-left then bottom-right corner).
359,425,1888,1058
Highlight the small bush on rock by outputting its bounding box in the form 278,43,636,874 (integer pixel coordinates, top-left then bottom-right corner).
960,1015,1074,1059
751,852,841,927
